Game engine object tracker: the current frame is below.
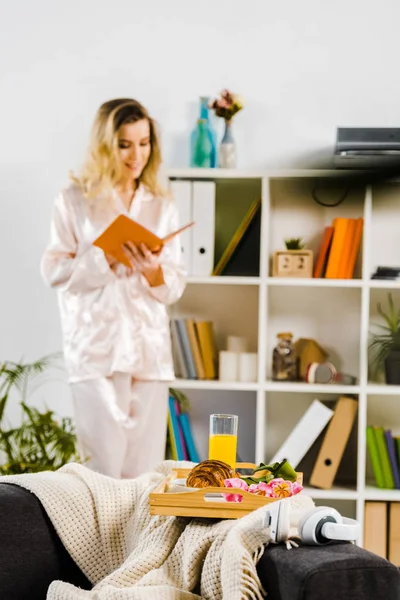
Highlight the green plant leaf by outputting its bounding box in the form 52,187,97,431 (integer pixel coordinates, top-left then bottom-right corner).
0,354,80,475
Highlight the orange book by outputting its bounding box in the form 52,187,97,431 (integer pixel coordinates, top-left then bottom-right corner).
338,218,356,279
345,218,364,279
93,215,194,267
313,226,334,278
325,218,349,279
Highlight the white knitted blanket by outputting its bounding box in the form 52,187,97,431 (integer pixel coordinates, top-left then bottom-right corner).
1,461,313,599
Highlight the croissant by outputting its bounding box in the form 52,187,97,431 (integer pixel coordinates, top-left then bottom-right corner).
186,460,240,488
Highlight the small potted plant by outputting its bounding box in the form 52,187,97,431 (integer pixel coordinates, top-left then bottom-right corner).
369,293,400,385
272,237,313,278
209,89,244,169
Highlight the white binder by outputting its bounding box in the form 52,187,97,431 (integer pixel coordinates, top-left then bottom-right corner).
192,181,216,276
269,399,334,468
170,180,193,274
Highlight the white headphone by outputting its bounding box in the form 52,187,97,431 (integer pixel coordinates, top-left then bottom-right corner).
263,500,360,546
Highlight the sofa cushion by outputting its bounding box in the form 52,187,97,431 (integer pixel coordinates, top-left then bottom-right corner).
257,541,400,600
0,483,91,600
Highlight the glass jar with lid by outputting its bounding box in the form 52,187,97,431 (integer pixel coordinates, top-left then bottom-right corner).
272,332,297,381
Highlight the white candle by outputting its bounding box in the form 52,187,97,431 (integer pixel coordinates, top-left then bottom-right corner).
219,351,239,381
238,353,258,382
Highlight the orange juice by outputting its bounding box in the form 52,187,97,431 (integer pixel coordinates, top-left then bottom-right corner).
208,433,237,467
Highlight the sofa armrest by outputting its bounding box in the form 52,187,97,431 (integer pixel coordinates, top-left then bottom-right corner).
0,483,91,600
257,541,400,600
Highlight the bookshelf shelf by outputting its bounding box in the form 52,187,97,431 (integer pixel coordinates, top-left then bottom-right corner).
188,276,260,286
302,486,358,500
267,277,363,288
166,167,400,548
366,385,400,396
364,486,400,502
264,381,361,395
171,379,260,392
167,168,267,179
369,280,400,290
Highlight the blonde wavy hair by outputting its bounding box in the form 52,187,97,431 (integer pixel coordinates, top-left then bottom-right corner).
72,98,164,198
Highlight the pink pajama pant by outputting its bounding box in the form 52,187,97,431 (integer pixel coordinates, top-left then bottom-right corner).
70,373,169,479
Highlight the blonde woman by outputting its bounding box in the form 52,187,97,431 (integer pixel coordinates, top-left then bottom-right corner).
41,98,186,478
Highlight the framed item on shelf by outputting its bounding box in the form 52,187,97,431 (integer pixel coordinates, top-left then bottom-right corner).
272,249,313,278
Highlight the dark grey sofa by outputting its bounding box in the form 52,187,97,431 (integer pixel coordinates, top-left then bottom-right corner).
1,482,399,600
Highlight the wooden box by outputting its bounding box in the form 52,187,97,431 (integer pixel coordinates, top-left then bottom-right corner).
150,463,303,519
272,250,313,278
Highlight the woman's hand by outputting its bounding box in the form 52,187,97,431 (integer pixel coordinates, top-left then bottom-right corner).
105,253,133,277
123,242,165,287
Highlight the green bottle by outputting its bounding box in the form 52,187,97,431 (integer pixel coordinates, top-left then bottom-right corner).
191,118,213,168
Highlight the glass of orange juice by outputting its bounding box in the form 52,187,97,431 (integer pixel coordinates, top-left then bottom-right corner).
208,414,238,467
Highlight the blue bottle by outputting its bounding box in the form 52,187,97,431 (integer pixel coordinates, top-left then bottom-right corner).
190,97,217,168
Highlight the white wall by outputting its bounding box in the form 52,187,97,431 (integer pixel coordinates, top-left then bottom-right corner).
1,0,399,416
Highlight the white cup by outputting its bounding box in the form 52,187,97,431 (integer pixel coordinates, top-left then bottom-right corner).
219,351,239,381
238,352,258,382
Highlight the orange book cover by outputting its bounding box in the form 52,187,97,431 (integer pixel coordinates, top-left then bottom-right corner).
93,214,194,267
345,218,364,279
313,226,334,278
325,217,349,279
337,218,356,279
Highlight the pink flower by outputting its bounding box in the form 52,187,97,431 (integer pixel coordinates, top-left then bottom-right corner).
223,477,303,502
248,482,274,497
270,479,292,499
291,482,303,495
223,478,248,503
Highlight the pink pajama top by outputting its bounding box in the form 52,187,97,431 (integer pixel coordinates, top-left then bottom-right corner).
41,182,186,383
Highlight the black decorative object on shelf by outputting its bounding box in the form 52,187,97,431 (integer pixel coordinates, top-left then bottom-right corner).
371,267,400,281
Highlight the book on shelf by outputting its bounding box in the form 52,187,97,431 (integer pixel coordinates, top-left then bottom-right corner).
269,399,334,469
364,501,400,567
166,394,199,462
309,396,358,490
366,425,400,490
389,502,400,567
171,318,218,380
213,197,261,276
269,396,358,489
313,217,363,279
364,502,387,559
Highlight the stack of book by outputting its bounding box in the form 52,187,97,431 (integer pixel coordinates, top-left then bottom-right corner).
313,217,364,279
366,425,400,489
166,394,199,462
171,318,218,380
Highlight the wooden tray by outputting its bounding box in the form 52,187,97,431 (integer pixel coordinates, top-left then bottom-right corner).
150,463,303,519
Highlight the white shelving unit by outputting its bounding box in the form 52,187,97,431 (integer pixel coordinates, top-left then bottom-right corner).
166,167,400,546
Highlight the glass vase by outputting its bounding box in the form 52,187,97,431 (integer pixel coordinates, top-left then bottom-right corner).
218,119,236,168
190,119,214,168
190,97,216,168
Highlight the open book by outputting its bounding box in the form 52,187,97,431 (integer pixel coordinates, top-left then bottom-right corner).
93,214,194,267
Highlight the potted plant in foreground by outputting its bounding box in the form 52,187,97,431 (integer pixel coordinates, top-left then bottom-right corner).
0,355,80,474
369,293,400,385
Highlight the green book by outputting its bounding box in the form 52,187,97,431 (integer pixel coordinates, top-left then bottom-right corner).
373,426,395,489
366,426,385,488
